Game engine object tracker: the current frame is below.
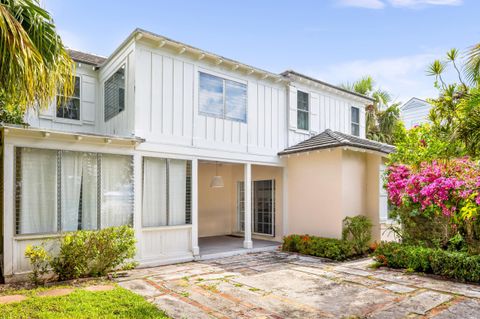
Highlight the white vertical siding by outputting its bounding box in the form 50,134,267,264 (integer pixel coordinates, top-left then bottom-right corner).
134,44,286,158
287,83,368,147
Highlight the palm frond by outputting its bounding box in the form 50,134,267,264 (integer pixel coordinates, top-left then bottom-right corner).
0,0,75,111
465,43,480,86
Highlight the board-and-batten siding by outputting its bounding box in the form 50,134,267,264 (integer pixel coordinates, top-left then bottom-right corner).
134,45,287,157
25,65,97,133
287,85,366,146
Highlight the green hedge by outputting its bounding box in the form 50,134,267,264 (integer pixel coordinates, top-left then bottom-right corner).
282,234,358,261
373,242,480,282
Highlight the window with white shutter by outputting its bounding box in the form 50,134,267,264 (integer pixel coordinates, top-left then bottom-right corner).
104,65,125,121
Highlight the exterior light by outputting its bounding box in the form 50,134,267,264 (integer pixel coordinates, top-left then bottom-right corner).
210,162,224,188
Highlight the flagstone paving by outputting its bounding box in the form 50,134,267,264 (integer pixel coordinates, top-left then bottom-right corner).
117,251,480,319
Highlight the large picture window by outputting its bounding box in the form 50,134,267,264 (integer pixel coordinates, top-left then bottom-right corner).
199,72,247,122
104,65,125,121
57,76,80,120
142,157,192,227
15,148,133,235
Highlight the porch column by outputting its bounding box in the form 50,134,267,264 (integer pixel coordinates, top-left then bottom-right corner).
244,163,253,249
191,158,200,256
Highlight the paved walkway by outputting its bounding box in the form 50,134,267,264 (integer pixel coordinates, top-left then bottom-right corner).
117,251,480,318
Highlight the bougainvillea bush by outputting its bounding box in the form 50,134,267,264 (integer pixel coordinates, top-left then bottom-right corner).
385,157,480,252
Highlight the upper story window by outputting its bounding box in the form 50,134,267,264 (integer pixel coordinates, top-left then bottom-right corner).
297,91,309,130
104,65,125,121
56,76,80,120
199,72,247,123
351,106,360,136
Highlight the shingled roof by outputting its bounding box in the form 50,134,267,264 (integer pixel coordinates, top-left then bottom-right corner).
68,49,106,67
278,129,395,156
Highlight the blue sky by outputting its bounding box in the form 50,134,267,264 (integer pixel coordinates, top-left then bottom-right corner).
44,0,479,103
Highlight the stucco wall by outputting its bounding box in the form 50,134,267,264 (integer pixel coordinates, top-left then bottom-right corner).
198,163,234,237
286,148,385,241
286,149,344,238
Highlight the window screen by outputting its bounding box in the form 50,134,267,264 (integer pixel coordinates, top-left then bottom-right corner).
297,91,309,130
351,106,360,136
104,66,125,121
57,76,80,120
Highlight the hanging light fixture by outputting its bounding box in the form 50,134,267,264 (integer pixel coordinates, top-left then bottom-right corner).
210,162,224,188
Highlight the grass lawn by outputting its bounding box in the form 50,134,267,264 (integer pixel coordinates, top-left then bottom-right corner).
0,286,169,319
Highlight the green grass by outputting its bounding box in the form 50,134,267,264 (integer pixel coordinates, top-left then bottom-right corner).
0,287,169,319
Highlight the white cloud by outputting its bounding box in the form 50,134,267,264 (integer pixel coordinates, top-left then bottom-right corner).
336,0,463,9
337,0,385,9
303,52,449,103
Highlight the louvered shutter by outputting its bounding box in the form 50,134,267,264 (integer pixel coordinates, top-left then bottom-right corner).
310,93,320,134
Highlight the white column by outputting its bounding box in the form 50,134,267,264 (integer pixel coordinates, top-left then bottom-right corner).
243,163,253,249
191,159,200,256
133,153,143,261
3,142,14,277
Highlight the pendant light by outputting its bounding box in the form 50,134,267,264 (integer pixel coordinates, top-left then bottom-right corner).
210,162,224,188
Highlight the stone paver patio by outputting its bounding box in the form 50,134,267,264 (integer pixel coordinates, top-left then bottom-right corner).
117,251,480,318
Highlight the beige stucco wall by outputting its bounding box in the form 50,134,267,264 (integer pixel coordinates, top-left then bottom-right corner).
286,149,344,238
198,163,235,237
286,148,385,241
198,162,284,242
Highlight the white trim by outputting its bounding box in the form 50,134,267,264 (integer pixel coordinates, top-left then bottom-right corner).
141,224,192,232
243,163,253,249
191,158,199,256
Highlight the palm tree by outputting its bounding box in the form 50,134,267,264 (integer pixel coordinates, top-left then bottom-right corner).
341,76,403,144
465,43,480,86
0,0,75,118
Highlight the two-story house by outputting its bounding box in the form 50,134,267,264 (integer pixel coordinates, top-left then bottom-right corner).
0,28,394,282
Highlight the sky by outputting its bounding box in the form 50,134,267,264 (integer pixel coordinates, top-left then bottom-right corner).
43,0,479,103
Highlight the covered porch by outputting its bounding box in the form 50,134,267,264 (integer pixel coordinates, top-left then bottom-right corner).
193,160,284,259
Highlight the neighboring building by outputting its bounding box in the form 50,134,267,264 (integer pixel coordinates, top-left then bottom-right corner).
0,28,394,282
400,97,432,129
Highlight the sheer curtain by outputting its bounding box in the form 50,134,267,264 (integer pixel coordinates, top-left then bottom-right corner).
168,159,187,226
142,157,167,227
18,148,57,234
101,154,133,227
61,152,97,231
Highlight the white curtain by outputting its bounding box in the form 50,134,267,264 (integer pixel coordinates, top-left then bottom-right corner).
61,152,97,231
101,154,133,227
18,148,57,234
168,159,187,226
142,157,167,227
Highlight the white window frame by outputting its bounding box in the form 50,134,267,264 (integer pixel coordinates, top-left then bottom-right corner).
54,75,82,124
297,90,310,131
198,71,247,123
351,106,360,136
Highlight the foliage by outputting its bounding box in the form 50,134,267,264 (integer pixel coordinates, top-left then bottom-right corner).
0,0,75,115
0,286,169,319
282,234,357,261
387,124,465,167
25,226,137,282
373,242,480,282
385,158,480,251
24,244,51,285
425,45,480,157
341,76,405,145
342,216,372,255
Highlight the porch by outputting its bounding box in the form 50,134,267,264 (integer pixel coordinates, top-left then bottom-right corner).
198,235,280,260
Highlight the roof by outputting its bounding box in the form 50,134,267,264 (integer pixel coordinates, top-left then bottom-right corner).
281,70,375,103
278,129,395,156
400,97,432,111
68,49,107,67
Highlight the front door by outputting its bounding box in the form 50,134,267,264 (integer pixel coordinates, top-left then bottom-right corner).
237,180,275,236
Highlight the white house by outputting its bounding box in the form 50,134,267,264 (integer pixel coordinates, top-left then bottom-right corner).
400,97,433,129
0,28,394,282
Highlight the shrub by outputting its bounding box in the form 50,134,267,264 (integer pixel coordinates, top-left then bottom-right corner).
342,216,372,254
282,234,356,261
24,244,51,285
25,226,137,282
373,242,480,282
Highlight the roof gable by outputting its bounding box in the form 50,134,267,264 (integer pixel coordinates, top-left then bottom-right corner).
401,97,432,111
